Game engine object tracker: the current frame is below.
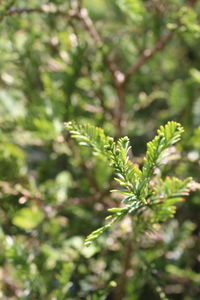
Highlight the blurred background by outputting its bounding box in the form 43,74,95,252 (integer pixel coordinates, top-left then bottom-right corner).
0,0,200,299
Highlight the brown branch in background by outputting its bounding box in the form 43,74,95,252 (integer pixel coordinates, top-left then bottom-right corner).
7,7,43,15
77,8,102,45
77,0,83,11
94,89,110,116
75,6,126,134
57,189,113,209
5,3,175,135
114,82,126,135
0,180,113,216
76,7,121,82
77,7,126,133
0,181,57,218
3,3,81,18
3,4,78,28
124,29,175,84
5,2,197,136
114,230,133,300
115,0,196,131
188,0,197,7
6,4,73,17
2,276,22,298
124,0,197,84
74,5,181,134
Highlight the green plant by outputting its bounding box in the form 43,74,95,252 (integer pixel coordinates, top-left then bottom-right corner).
1,0,200,298
66,121,193,245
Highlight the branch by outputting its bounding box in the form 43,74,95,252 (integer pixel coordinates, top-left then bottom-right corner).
114,228,133,300
2,277,22,298
7,7,43,15
124,0,197,85
76,7,122,82
77,8,102,45
0,181,51,217
76,7,126,134
124,29,175,84
5,3,126,133
5,4,71,17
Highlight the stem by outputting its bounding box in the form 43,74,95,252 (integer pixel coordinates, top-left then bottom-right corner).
115,83,126,136
114,228,133,300
124,30,175,84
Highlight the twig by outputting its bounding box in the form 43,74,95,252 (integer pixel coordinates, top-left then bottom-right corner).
2,277,22,298
77,0,83,11
77,8,102,45
76,8,125,87
0,181,51,217
114,82,126,135
56,189,113,209
124,0,197,85
114,230,133,300
76,7,126,133
7,7,43,15
124,29,175,84
5,5,73,17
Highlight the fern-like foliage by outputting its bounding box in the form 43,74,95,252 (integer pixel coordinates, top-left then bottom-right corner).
65,121,194,245
65,121,111,155
106,136,142,193
138,122,184,198
151,177,192,222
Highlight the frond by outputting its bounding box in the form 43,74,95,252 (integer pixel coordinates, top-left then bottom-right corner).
66,120,193,245
139,121,184,196
65,121,111,155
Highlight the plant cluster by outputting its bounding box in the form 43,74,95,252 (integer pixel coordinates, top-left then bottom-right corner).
66,121,193,245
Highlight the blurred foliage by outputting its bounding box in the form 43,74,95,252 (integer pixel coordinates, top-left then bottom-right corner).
0,0,200,299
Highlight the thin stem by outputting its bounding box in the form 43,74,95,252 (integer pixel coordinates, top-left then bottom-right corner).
114,229,133,300
114,83,126,135
76,7,126,134
124,30,175,85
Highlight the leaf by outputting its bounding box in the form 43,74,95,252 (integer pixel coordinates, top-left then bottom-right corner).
108,207,128,213
155,177,193,199
169,80,188,113
117,0,146,22
65,121,111,155
140,121,184,191
12,207,44,230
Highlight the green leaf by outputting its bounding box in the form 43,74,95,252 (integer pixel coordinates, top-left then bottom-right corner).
108,207,128,213
154,177,193,199
117,0,146,22
169,80,188,113
65,121,111,155
139,121,184,195
12,207,44,230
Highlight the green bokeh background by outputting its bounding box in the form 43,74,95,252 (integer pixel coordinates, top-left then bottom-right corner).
0,1,200,299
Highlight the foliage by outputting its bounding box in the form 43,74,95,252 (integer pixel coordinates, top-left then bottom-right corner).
66,121,193,245
0,0,200,299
